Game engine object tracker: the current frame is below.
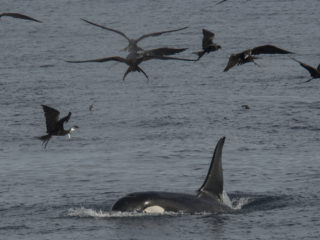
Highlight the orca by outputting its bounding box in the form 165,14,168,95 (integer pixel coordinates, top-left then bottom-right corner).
112,137,233,214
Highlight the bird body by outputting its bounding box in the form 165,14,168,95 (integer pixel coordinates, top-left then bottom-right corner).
39,105,78,148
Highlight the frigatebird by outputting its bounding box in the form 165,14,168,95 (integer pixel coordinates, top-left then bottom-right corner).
38,105,78,148
66,51,195,81
193,29,221,60
223,44,292,72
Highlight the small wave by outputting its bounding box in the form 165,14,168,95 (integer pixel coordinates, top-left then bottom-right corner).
0,225,29,230
231,197,250,210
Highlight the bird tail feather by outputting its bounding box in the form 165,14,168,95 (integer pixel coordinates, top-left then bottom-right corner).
38,135,51,148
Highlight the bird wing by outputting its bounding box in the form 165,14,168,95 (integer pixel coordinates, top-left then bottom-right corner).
292,58,319,78
66,56,126,63
81,18,130,41
251,45,292,55
59,112,71,124
143,55,196,62
143,47,187,56
223,53,241,72
202,29,215,40
136,26,188,42
216,0,227,4
0,12,41,22
42,105,60,133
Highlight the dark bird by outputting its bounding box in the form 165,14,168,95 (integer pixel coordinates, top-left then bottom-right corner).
223,44,292,72
216,0,228,4
81,18,187,53
89,104,93,111
0,12,41,23
66,51,195,81
39,105,78,148
291,58,320,83
193,29,221,60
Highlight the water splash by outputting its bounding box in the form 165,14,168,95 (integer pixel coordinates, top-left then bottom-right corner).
66,207,182,218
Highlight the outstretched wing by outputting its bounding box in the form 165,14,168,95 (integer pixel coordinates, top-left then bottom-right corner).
251,45,292,55
59,112,71,124
81,18,130,41
41,105,60,133
136,26,188,42
144,47,187,56
216,0,227,4
143,55,196,62
66,56,126,63
292,58,319,78
0,12,41,23
223,53,241,72
202,29,215,40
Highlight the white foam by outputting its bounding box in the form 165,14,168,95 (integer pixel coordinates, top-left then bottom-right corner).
66,207,180,218
222,191,233,208
231,197,250,210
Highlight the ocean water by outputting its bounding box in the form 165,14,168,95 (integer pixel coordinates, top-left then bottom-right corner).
1,0,320,239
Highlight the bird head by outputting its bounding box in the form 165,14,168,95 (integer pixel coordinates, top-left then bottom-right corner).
70,125,79,132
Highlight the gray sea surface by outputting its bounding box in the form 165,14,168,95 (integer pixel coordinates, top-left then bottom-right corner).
1,0,320,239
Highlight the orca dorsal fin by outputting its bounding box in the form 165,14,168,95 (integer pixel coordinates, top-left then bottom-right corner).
198,137,225,198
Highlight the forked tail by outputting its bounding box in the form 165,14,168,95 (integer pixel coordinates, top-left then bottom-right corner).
38,135,51,148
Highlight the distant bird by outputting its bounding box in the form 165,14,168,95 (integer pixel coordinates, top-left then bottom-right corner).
66,51,195,81
81,18,187,53
39,105,78,148
241,104,250,110
291,58,320,83
223,44,292,72
193,29,221,60
216,0,228,4
0,12,41,23
89,104,93,111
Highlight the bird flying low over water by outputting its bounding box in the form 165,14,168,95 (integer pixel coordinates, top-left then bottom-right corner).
0,12,41,23
38,105,78,148
81,18,188,53
223,44,292,72
193,29,221,60
291,58,320,83
216,0,228,4
66,51,196,81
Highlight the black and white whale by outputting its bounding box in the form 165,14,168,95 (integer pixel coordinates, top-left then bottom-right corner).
112,137,234,214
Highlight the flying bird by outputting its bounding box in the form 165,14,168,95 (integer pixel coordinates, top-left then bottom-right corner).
81,18,187,53
291,58,320,83
193,29,221,60
66,51,195,81
223,44,292,72
216,0,228,4
0,12,41,23
38,105,78,148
